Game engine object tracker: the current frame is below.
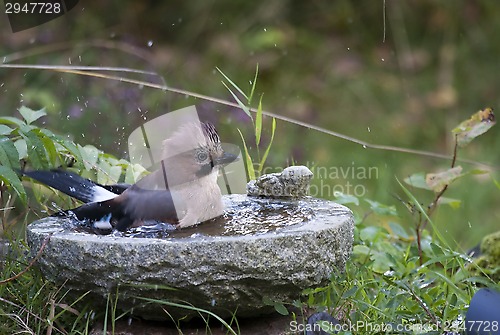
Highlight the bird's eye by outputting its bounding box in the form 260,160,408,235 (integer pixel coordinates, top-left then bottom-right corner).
195,149,209,163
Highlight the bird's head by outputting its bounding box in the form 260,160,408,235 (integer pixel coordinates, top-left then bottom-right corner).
161,122,237,183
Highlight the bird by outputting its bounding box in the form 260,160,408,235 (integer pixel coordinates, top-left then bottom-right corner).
23,122,238,231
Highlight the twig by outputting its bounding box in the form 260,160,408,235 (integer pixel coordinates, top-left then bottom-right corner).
0,63,495,169
423,135,459,230
0,234,52,285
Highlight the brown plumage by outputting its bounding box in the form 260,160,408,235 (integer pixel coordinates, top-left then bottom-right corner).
24,122,237,231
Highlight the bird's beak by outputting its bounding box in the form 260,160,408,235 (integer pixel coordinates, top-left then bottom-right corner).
214,143,240,166
215,151,239,166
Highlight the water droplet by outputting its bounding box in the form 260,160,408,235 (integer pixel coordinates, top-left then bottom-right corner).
381,58,385,62
347,47,350,51
263,28,267,32
147,40,153,47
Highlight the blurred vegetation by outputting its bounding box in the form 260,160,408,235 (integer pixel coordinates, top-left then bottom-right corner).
1,0,500,247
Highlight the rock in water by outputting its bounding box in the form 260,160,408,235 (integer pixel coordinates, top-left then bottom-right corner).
247,165,314,198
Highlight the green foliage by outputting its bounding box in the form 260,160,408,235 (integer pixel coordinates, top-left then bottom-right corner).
0,241,94,334
0,106,147,236
305,199,497,334
218,66,276,179
303,109,498,333
400,108,496,265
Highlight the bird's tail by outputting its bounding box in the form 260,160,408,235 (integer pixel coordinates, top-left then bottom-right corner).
22,169,125,203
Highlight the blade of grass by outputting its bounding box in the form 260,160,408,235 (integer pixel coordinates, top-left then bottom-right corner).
134,296,238,335
216,67,248,101
248,64,259,104
259,117,276,174
255,94,263,146
221,81,251,118
237,128,255,181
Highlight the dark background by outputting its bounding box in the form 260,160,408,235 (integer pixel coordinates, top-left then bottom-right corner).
1,0,499,247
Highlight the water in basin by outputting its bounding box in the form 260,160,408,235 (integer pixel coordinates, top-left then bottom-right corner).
53,195,315,239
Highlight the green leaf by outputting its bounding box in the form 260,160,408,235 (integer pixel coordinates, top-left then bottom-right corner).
365,199,398,216
248,64,259,104
404,172,431,190
18,106,47,125
0,137,20,169
13,139,27,159
125,163,148,184
494,178,500,191
0,116,25,127
360,226,385,242
273,303,288,316
371,252,393,273
333,191,359,205
36,129,59,166
19,126,49,169
425,166,463,192
258,117,276,176
53,137,83,164
97,159,122,185
255,94,263,146
388,221,410,239
221,81,251,118
0,165,27,203
352,245,371,259
237,128,255,181
438,197,461,209
79,144,99,170
217,67,252,118
468,168,490,175
216,67,249,101
0,124,13,135
452,107,495,147
342,286,358,299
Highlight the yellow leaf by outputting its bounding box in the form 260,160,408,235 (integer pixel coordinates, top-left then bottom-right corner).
425,166,463,192
452,107,495,147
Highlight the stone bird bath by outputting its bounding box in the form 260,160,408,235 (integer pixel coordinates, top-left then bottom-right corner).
27,169,354,320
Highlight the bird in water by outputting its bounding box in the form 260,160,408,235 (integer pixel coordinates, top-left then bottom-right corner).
23,122,237,231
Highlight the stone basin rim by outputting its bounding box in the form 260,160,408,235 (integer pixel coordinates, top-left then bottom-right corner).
29,206,352,244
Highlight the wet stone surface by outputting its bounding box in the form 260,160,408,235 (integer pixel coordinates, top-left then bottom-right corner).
27,194,354,321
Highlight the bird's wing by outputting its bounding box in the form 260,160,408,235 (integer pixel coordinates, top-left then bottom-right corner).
67,185,179,231
22,169,126,203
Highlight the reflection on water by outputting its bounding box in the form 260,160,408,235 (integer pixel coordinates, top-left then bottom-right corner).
70,194,315,239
